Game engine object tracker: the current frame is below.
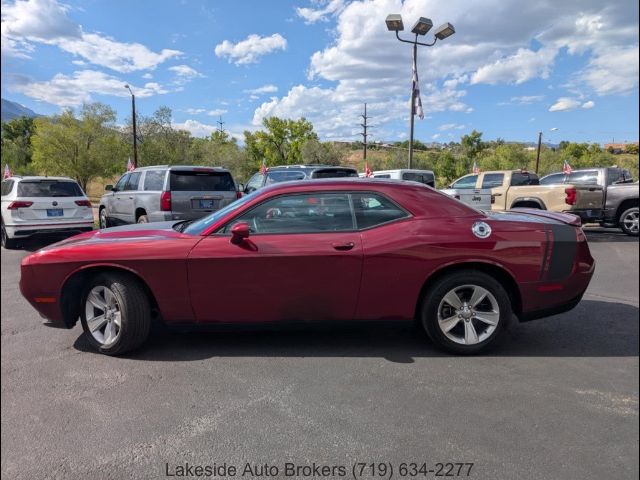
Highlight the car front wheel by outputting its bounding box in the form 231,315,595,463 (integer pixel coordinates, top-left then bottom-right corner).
620,207,639,236
80,273,151,355
421,271,511,354
99,208,110,229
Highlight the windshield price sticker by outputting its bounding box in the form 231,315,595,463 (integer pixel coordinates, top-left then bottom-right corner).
164,461,475,478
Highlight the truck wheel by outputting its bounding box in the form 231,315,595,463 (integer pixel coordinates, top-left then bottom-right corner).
619,207,639,236
420,271,511,355
80,272,151,355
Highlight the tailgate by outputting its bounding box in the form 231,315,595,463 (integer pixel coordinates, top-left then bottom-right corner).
573,184,604,210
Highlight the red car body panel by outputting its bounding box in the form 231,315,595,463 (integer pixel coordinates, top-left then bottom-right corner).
19,180,595,329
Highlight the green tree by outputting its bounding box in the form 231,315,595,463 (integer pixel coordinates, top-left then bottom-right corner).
301,139,341,165
31,103,126,191
133,106,193,166
1,116,36,173
461,130,485,161
243,117,318,171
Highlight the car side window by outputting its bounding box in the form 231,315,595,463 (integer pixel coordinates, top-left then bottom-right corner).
351,192,408,230
143,170,166,191
244,173,265,193
451,175,478,189
1,180,14,196
123,172,141,191
511,172,538,186
114,174,129,191
265,170,305,185
402,172,435,187
482,173,505,188
225,193,353,234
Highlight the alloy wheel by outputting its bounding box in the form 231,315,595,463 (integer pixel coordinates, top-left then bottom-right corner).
623,210,639,234
437,284,500,345
99,210,107,229
84,286,122,346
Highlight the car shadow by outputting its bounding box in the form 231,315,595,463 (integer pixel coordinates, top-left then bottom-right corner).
583,227,638,243
72,300,639,362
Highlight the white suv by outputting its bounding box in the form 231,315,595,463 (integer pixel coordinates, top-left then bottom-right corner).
1,176,94,249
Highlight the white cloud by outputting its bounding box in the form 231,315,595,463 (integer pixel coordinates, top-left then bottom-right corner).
168,64,203,78
171,119,218,137
185,108,206,114
581,45,639,95
214,33,287,65
206,109,228,116
244,84,279,95
437,123,466,131
548,97,582,112
142,73,153,79
470,48,557,85
499,95,545,105
1,0,181,71
582,100,595,109
296,0,345,24
9,70,169,107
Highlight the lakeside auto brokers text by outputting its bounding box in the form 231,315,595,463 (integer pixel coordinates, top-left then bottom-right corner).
165,461,475,478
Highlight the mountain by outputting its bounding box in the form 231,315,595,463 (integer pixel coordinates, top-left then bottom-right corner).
1,98,40,122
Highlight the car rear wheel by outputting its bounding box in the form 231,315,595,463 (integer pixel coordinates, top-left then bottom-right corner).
99,208,110,229
80,273,151,355
421,271,511,354
620,207,639,236
1,223,19,249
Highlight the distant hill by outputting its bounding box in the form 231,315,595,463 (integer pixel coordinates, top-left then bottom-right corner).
1,98,40,122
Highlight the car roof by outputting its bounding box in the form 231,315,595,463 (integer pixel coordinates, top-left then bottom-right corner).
131,165,231,172
372,169,434,174
267,164,357,171
259,177,429,193
9,176,77,182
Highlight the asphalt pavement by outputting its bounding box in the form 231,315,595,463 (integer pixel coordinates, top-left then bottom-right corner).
1,228,638,480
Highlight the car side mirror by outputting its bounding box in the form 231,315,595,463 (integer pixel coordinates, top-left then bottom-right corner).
105,184,114,191
230,222,250,245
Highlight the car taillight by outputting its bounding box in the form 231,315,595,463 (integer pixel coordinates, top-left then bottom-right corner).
236,191,243,200
7,201,33,210
160,191,171,211
565,187,577,205
75,200,92,207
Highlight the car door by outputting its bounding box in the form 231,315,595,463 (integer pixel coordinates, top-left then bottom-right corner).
187,192,363,323
480,173,506,210
108,174,130,224
119,171,141,224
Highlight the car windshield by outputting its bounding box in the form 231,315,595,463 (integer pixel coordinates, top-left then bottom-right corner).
18,180,84,197
181,190,260,235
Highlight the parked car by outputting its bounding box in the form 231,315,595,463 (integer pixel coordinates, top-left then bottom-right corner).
1,176,93,249
450,170,604,222
243,164,358,194
99,165,239,228
21,179,594,356
367,169,436,187
540,167,638,236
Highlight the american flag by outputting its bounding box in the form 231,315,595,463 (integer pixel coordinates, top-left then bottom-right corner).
472,161,480,175
259,159,268,175
3,164,12,179
411,54,424,120
126,157,135,172
364,162,372,177
562,159,572,175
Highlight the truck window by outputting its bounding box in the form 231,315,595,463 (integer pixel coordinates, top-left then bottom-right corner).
566,171,598,185
607,169,623,185
481,173,505,188
451,175,478,189
402,172,435,187
540,173,565,185
511,172,539,186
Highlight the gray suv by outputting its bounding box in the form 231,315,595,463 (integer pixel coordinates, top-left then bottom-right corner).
243,164,359,194
99,165,239,228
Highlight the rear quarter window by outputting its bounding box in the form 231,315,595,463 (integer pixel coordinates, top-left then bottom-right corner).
170,171,235,191
402,172,435,187
1,180,14,196
143,170,166,191
17,180,84,197
511,172,539,186
482,173,505,188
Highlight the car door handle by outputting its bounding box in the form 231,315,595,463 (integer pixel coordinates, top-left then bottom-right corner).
588,188,596,191
332,242,355,251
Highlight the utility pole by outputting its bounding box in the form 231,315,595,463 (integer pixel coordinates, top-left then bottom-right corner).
359,103,371,161
535,131,542,174
124,85,138,168
216,116,225,135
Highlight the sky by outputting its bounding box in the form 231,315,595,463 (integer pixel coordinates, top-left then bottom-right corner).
1,0,639,145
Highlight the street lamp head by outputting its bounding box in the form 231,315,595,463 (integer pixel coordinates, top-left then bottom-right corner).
411,17,433,35
385,14,404,32
434,22,455,40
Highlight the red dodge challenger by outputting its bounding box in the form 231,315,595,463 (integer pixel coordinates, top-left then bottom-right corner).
20,179,595,355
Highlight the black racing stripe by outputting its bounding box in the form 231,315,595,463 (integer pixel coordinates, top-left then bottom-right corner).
548,224,577,280
539,225,551,281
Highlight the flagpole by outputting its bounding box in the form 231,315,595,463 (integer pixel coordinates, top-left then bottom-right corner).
408,39,418,169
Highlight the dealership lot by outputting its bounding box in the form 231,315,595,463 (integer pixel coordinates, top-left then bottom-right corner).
1,229,638,480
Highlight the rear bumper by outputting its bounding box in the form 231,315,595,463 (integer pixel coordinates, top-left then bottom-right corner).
563,208,602,223
6,221,94,238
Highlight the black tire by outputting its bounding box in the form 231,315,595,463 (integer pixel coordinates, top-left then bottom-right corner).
619,207,639,236
80,272,151,355
99,207,110,229
1,223,19,249
137,214,149,224
420,270,511,355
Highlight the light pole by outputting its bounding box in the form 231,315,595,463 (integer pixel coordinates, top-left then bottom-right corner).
386,14,455,168
124,84,138,169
